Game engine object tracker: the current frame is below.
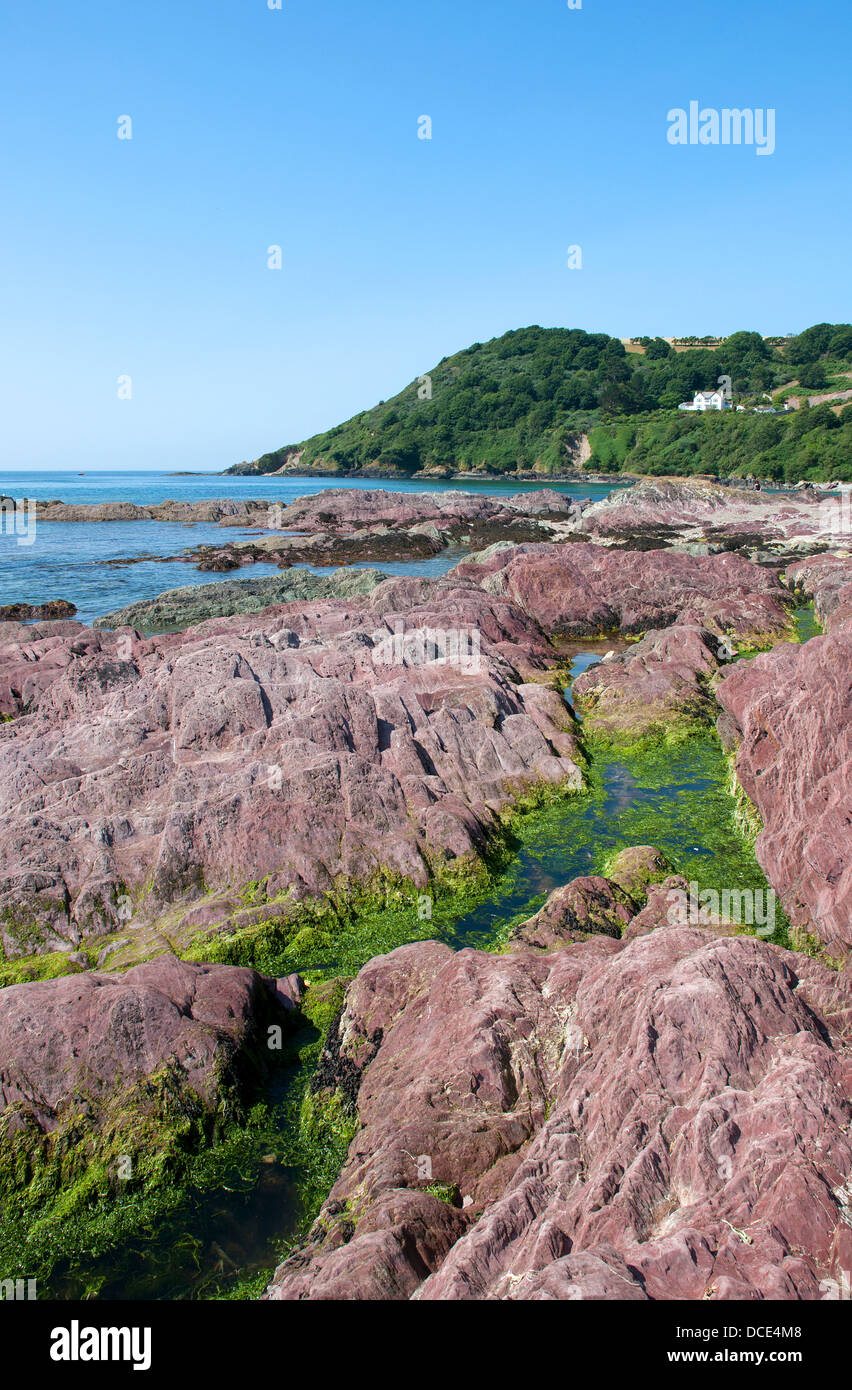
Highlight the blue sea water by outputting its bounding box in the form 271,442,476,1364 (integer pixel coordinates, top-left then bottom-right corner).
0,471,621,626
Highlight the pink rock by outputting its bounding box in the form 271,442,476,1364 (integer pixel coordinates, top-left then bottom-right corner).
573,624,726,738
577,478,836,550
0,954,286,1131
273,488,580,532
272,973,304,1010
788,554,852,633
511,876,638,949
716,624,852,958
0,588,582,952
0,620,91,717
455,542,792,641
267,929,852,1301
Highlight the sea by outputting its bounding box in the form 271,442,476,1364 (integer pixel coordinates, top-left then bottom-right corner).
0,471,622,627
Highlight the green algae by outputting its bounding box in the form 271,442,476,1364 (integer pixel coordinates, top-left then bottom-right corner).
271,979,359,1239
0,950,84,989
0,981,354,1300
181,874,481,985
2,612,823,1298
575,718,710,760
791,603,822,643
445,728,789,954
0,1068,281,1296
177,779,587,986
0,726,789,1298
725,754,764,846
425,1182,459,1206
785,928,844,972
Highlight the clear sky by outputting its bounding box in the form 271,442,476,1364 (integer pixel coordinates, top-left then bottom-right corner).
1,0,849,471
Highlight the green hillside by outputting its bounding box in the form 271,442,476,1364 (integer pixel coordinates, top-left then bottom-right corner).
229,323,852,484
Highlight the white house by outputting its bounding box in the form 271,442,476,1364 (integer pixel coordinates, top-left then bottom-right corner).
678,390,733,412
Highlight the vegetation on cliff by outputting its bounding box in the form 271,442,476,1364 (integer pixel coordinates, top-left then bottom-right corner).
229,322,852,483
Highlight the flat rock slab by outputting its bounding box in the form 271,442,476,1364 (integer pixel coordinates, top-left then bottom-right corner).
270,488,582,530
576,478,841,553
94,567,388,632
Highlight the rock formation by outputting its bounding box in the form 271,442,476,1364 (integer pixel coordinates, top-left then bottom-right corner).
717,620,852,957
576,478,843,555
266,924,852,1301
0,581,582,956
94,568,387,632
455,542,794,641
0,601,77,622
572,625,729,741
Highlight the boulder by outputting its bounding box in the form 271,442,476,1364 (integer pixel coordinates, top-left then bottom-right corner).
572,624,727,740
509,875,637,948
0,954,284,1127
509,847,676,948
0,954,296,1236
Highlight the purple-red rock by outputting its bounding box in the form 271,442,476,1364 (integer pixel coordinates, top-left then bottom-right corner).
576,478,838,552
0,586,582,954
456,542,793,641
716,625,852,958
787,554,852,633
510,875,636,948
572,624,727,739
0,620,115,718
266,928,852,1301
0,954,288,1131
271,488,580,532
509,846,674,949
30,498,280,525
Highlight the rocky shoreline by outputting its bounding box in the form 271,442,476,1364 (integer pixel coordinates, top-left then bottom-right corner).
19,480,845,591
93,567,388,632
2,477,851,1302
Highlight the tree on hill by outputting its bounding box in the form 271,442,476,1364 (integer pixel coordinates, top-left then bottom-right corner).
227,322,852,485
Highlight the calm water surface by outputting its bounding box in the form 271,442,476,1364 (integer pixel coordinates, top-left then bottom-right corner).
0,470,622,625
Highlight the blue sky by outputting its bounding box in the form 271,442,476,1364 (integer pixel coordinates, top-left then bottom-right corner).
1,0,849,471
